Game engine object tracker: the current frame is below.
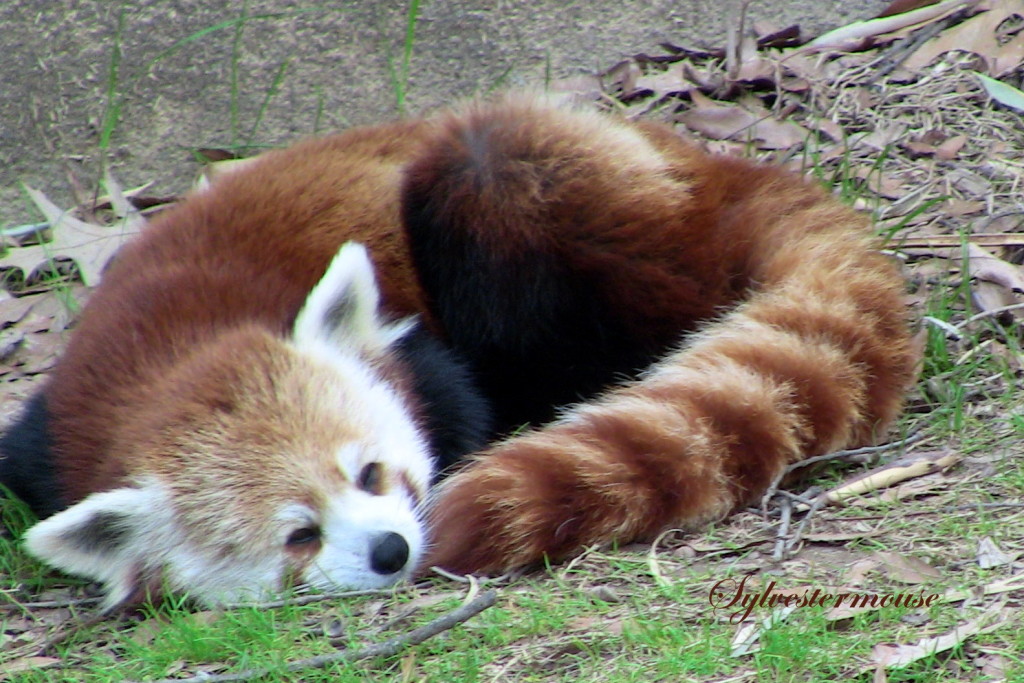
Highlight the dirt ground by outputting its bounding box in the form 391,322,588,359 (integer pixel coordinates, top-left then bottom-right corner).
0,0,888,229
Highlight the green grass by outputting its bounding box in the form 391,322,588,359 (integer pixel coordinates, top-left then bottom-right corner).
385,0,423,116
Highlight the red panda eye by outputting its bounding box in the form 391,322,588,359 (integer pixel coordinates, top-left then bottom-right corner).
286,527,321,546
357,462,383,494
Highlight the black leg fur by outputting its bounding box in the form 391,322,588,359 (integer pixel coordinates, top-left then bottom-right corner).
0,390,64,519
393,327,492,477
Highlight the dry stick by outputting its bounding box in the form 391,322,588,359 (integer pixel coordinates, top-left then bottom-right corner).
901,233,1024,249
862,16,949,85
783,495,828,558
760,431,929,511
130,590,498,683
2,596,102,610
956,302,1024,329
771,497,793,561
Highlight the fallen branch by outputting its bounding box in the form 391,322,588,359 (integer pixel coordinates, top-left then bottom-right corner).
760,431,928,510
900,233,1024,249
130,589,498,683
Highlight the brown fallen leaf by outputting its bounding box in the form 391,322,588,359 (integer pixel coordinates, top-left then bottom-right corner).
630,64,695,98
1,186,144,288
935,134,967,159
971,280,1023,323
0,656,61,680
854,166,906,198
967,242,1024,293
678,91,811,149
874,551,942,584
904,0,1024,77
845,558,882,586
878,0,945,17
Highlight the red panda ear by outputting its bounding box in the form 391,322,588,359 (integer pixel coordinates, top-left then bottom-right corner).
23,484,172,612
292,242,413,357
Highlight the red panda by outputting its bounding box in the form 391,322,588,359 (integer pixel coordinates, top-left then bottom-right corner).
0,95,919,610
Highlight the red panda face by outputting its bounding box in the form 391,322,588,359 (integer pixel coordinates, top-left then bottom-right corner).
25,244,432,609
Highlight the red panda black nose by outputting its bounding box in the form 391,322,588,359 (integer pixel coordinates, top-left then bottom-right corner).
370,532,409,574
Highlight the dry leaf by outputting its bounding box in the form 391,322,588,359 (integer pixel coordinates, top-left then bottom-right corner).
605,59,642,95
878,0,947,16
846,558,882,586
979,653,1009,678
976,71,1024,110
943,198,986,216
631,64,695,98
967,242,1024,292
870,602,1008,669
730,605,797,656
874,551,942,584
804,0,979,52
905,0,1024,77
0,656,61,679
947,166,993,197
854,167,905,198
976,537,1015,568
2,186,144,287
856,123,908,151
679,92,810,149
0,296,40,327
971,280,1022,322
935,134,968,159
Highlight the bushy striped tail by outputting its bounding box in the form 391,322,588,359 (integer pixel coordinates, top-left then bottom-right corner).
422,132,918,573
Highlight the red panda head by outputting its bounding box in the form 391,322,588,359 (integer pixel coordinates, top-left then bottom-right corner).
25,243,432,610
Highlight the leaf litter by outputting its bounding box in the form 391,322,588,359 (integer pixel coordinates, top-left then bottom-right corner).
3,0,1024,680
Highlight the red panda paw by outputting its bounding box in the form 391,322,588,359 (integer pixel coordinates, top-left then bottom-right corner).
423,438,597,576
423,460,534,576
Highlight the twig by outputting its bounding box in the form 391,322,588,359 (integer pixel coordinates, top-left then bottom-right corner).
2,595,102,610
760,431,928,510
786,430,929,472
862,16,949,84
783,495,828,557
429,566,513,586
956,302,1024,330
923,315,963,341
130,589,498,683
771,497,792,561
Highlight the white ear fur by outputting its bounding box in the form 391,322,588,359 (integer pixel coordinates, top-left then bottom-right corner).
24,484,172,611
293,242,414,356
